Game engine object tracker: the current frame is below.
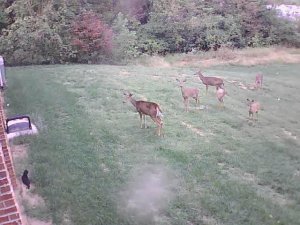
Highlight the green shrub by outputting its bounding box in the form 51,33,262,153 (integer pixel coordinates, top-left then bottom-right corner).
111,13,139,63
0,16,66,65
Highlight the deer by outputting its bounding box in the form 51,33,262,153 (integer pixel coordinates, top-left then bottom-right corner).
176,78,200,112
255,73,263,89
247,99,260,120
123,92,163,136
195,71,224,94
216,86,227,108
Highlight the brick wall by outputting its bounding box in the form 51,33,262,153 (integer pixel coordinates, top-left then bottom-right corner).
0,96,17,189
0,94,23,224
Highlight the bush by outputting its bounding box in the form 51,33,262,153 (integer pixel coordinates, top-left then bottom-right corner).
0,16,66,65
71,11,113,63
111,13,139,63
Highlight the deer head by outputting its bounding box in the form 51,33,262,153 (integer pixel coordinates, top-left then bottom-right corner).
176,78,187,87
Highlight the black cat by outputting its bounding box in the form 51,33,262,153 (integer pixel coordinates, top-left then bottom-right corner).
22,170,30,189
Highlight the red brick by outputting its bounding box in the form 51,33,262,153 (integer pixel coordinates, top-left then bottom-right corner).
0,178,9,185
4,156,12,163
4,220,21,225
4,163,12,169
8,213,20,220
6,169,13,176
0,202,5,209
7,166,14,172
0,170,7,178
0,193,12,201
0,163,5,170
4,199,15,208
0,185,11,194
11,180,17,187
1,206,17,214
0,216,9,223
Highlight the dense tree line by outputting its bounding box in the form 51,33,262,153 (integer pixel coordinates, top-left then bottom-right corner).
0,0,299,65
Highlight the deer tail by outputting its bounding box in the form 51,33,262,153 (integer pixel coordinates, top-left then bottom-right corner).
156,106,163,118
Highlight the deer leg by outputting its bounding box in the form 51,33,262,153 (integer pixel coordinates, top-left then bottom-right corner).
206,86,208,95
156,118,163,136
195,96,199,105
186,99,190,112
220,98,224,108
183,98,188,112
143,115,147,128
151,117,162,136
157,122,161,136
139,112,143,128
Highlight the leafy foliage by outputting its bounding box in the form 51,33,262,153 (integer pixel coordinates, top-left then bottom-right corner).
0,0,299,65
111,13,140,63
71,11,113,63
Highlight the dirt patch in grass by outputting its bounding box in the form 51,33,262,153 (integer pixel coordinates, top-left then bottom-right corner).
12,144,29,160
16,184,52,225
181,121,205,136
181,121,214,137
119,70,131,76
282,128,297,140
226,80,257,90
293,170,300,178
11,144,53,225
224,149,233,154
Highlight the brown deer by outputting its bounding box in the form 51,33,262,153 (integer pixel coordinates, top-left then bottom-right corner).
196,71,224,94
255,73,263,89
123,92,163,136
247,99,260,120
216,86,227,108
176,78,199,112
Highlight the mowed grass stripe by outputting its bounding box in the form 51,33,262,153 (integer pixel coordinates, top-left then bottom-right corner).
5,64,300,225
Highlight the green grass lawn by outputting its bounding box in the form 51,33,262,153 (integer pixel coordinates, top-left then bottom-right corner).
5,63,300,225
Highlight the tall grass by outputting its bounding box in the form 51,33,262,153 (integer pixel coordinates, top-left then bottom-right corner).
136,47,300,68
5,63,300,225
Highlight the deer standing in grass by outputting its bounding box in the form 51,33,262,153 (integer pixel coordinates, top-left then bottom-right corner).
247,99,260,120
176,78,199,112
123,92,163,136
196,71,224,94
216,86,227,108
255,73,263,89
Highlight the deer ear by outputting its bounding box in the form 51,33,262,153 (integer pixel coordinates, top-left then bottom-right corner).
129,93,133,97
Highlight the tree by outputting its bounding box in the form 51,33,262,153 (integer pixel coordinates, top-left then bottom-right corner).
111,13,139,62
71,11,113,63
